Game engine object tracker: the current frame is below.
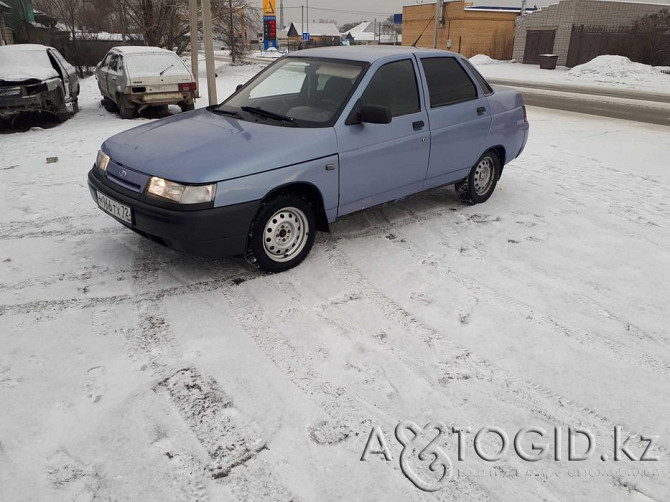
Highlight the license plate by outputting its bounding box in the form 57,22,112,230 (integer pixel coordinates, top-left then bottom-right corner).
97,191,132,224
0,87,21,97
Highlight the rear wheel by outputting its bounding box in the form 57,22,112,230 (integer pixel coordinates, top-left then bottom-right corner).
455,151,501,204
180,102,195,112
54,89,69,122
246,194,316,273
118,94,136,119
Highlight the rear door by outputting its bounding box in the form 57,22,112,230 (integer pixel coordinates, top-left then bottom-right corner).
335,57,430,216
417,55,493,190
96,52,113,97
107,53,123,101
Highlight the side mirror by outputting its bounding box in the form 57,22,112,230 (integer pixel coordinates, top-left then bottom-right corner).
360,105,392,124
346,101,392,125
236,84,244,92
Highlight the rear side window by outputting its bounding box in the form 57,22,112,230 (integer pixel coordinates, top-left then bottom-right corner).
361,59,420,117
461,58,494,95
421,57,478,108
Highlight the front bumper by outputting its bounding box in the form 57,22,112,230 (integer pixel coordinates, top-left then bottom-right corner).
88,168,260,257
0,94,50,114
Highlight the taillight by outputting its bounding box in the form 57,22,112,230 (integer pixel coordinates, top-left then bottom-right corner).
179,82,196,92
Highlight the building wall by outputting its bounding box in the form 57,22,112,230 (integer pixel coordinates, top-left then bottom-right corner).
403,2,517,59
514,0,669,66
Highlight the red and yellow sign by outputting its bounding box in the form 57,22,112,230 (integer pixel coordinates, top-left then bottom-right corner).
263,0,276,16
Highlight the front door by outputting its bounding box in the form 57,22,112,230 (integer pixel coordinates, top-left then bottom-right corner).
336,57,430,216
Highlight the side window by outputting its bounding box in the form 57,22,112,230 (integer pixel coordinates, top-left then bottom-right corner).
461,59,494,95
421,57,478,108
116,55,124,73
109,54,119,72
361,59,420,117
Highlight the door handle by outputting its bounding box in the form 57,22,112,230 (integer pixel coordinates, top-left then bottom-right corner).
477,106,486,115
413,120,425,131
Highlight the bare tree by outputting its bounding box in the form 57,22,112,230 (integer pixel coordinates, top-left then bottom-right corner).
120,0,190,50
34,0,87,75
212,0,259,63
632,9,670,66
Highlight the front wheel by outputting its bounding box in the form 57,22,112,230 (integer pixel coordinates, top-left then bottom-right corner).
455,151,501,204
246,194,316,273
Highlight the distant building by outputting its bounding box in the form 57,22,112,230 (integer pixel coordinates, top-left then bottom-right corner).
287,22,341,48
514,0,670,66
342,21,402,46
402,1,526,59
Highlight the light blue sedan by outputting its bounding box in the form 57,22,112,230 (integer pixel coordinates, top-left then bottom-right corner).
89,46,529,272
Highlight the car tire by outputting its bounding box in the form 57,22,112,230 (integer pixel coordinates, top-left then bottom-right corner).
101,97,118,112
72,99,79,114
55,89,69,122
118,94,136,119
180,102,195,113
246,194,316,273
455,151,501,204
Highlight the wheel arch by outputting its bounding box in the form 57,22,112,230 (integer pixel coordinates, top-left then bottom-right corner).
261,182,330,233
484,145,506,179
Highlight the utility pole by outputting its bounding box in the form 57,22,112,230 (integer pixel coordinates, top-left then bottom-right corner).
521,0,527,15
433,0,444,49
280,0,284,30
301,5,304,38
229,0,235,63
306,0,309,38
189,0,199,98
202,0,217,104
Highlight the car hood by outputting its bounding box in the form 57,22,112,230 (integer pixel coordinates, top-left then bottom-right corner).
103,109,338,184
0,66,58,83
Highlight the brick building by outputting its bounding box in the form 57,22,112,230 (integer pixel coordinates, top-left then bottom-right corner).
514,0,670,66
402,1,520,59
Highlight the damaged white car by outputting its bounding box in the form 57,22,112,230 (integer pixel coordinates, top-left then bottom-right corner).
0,44,79,122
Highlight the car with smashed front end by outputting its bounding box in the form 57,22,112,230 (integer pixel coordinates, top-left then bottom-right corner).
0,44,79,122
88,46,529,272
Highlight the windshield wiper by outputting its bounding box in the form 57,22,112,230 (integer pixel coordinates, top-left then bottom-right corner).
241,106,296,126
209,106,242,118
159,64,174,76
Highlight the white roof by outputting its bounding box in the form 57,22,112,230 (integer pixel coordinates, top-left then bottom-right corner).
0,43,51,52
111,46,173,55
344,22,377,42
290,23,341,37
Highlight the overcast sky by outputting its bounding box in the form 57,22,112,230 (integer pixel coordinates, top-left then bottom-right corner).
279,0,670,26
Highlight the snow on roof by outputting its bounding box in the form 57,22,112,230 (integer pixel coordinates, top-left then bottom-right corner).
343,22,377,42
111,46,172,54
288,23,341,37
0,43,51,52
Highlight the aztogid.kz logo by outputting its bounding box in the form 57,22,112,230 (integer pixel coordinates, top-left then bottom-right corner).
360,421,659,492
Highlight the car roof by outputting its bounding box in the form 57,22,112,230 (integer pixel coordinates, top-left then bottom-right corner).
285,46,462,63
0,43,53,52
110,46,176,55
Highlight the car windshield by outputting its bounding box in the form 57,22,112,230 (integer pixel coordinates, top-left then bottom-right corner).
125,53,190,77
219,57,368,128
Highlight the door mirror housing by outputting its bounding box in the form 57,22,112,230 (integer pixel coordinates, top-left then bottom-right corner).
346,101,392,125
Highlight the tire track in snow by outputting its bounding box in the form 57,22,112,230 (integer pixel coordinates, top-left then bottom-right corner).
216,273,496,502
321,241,670,471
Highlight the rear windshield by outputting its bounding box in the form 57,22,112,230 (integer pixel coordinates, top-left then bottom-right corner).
124,53,190,77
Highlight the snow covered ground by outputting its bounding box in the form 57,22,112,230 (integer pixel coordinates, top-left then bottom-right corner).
471,54,670,94
1,63,670,501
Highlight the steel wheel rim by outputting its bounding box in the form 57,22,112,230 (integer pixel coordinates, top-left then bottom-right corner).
473,157,494,195
263,207,309,263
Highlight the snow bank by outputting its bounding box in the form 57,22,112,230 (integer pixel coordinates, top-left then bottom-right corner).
469,54,509,65
567,55,669,87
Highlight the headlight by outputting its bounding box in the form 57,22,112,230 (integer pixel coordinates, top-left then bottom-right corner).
96,150,110,171
146,176,217,204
